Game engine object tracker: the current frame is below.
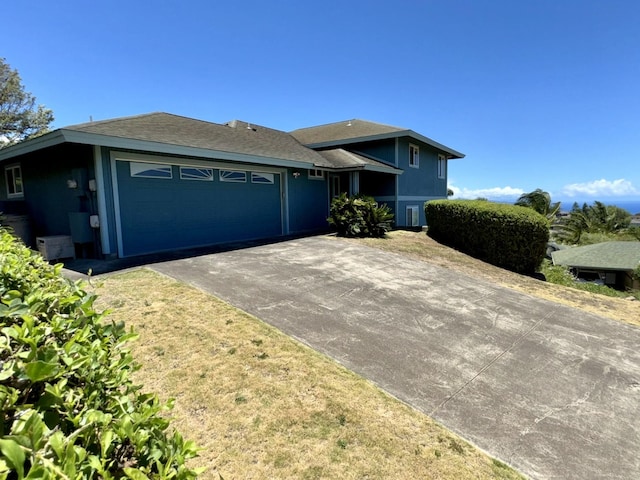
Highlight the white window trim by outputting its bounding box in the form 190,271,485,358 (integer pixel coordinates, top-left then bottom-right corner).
409,144,419,168
437,154,447,179
251,172,275,184
179,166,214,181
406,205,419,227
5,164,24,198
308,169,324,180
219,170,247,183
130,162,173,179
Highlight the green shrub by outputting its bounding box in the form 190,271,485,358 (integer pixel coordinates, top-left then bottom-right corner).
328,193,394,238
0,229,200,479
425,200,549,274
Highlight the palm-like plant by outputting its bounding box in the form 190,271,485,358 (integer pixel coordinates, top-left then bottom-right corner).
515,189,560,221
557,201,632,243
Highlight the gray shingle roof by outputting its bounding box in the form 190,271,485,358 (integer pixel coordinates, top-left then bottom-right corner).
290,119,465,159
314,149,402,174
291,119,405,144
551,241,640,271
64,112,325,165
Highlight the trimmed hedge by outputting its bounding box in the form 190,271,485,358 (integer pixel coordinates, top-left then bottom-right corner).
425,200,549,274
0,229,200,479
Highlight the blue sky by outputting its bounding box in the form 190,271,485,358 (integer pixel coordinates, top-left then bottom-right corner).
5,0,639,203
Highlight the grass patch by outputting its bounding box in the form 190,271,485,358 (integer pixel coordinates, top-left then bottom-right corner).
93,269,524,479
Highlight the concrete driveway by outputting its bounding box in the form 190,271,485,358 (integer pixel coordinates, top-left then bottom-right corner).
150,236,640,480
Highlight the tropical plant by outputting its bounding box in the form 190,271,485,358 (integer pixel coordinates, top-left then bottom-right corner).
514,189,560,221
328,193,394,238
556,201,631,243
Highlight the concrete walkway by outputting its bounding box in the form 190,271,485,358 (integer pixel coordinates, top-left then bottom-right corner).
148,236,640,480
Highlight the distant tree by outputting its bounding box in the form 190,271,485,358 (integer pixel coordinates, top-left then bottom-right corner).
558,201,631,243
447,188,454,197
0,58,54,147
515,188,560,221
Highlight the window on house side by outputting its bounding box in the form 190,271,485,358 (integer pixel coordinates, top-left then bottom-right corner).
5,165,23,198
409,144,419,168
406,205,419,227
438,154,446,179
309,169,324,180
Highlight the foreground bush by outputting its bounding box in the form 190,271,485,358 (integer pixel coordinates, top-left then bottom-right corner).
425,200,548,274
328,193,394,237
0,229,200,479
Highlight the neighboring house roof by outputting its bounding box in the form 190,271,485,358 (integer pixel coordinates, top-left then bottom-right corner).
552,241,640,271
314,149,403,174
290,119,465,159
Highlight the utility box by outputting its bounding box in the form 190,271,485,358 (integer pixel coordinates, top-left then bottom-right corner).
36,235,75,261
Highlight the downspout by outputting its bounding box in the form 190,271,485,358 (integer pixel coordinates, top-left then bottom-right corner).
93,146,111,255
394,138,399,226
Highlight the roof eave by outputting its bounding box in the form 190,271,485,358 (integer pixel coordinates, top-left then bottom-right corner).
0,130,67,161
3,129,317,170
303,130,465,159
316,164,403,175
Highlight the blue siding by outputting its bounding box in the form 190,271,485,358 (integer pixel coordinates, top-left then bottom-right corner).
287,170,329,234
116,161,282,256
397,139,447,198
335,140,396,166
4,144,95,245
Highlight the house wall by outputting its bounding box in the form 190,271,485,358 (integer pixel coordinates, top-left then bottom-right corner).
395,138,448,226
332,138,449,227
396,138,447,198
287,169,330,234
1,143,96,247
343,140,396,166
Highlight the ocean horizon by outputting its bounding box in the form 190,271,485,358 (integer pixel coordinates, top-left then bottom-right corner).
557,199,640,215
465,197,640,215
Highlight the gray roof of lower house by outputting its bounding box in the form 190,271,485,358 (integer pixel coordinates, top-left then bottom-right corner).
551,241,640,271
290,119,465,159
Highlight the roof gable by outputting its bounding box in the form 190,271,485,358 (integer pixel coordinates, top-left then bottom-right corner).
290,119,465,159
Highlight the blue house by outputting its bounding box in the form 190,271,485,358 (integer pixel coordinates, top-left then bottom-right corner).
0,113,464,259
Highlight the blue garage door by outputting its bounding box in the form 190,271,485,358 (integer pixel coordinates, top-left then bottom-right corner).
116,161,282,257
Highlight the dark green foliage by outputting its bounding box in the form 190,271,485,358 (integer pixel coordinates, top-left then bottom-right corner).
425,200,549,274
0,229,200,479
514,188,560,221
556,201,631,243
328,193,394,238
0,58,54,147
